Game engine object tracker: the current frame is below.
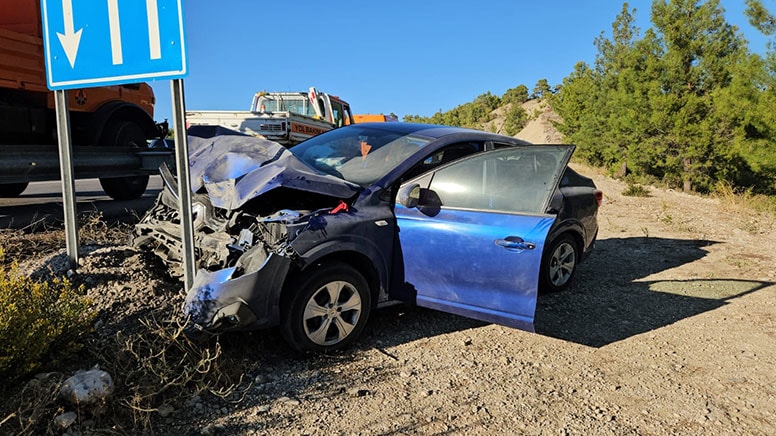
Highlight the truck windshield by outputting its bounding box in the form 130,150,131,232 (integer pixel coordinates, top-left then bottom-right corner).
255,95,316,117
291,126,431,186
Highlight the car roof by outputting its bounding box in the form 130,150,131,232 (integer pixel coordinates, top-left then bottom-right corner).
351,122,532,145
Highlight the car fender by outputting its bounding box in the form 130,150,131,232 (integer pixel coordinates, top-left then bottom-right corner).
295,235,391,302
546,219,587,254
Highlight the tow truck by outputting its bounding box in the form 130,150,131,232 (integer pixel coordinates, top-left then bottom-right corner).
186,87,354,146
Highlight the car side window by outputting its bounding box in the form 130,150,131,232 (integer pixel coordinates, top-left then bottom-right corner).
402,142,483,181
428,147,565,214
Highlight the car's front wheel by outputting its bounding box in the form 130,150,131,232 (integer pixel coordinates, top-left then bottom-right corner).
281,263,371,353
540,234,579,292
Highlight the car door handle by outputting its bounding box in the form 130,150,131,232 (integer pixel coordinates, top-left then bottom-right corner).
494,237,536,250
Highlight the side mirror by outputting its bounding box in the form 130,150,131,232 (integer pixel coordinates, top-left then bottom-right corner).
397,184,421,208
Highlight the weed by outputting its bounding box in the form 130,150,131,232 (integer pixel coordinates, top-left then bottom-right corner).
86,316,247,432
658,202,673,224
0,249,95,383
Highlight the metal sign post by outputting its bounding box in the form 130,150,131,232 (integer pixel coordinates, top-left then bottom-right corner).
54,90,79,268
171,79,196,289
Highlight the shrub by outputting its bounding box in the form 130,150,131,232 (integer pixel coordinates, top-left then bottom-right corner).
0,249,95,383
622,183,651,197
502,104,528,136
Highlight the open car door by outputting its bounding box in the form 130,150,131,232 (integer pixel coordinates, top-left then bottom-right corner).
394,145,574,331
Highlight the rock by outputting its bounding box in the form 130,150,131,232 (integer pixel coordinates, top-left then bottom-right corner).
347,387,370,397
254,374,268,384
276,396,300,406
34,372,63,381
201,423,225,435
54,411,77,429
187,395,202,407
158,404,175,418
60,368,114,404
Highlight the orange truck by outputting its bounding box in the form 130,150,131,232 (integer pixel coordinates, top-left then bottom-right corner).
353,114,398,123
0,0,169,199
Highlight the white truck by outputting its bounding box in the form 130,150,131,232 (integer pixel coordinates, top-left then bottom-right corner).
186,87,354,146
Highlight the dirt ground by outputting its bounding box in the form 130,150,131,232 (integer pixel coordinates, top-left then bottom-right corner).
5,161,775,435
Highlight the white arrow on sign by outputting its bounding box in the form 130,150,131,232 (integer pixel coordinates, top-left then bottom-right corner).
55,0,82,68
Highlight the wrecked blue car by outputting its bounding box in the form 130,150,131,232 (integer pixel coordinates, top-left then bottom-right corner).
131,123,601,352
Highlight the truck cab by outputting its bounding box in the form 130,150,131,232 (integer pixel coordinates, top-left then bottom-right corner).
187,87,354,146
251,87,354,127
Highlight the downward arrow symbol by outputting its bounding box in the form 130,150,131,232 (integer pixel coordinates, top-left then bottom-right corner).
56,0,82,68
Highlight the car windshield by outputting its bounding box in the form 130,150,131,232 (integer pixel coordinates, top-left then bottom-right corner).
291,126,432,186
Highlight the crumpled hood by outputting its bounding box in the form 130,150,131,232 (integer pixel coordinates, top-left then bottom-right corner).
187,135,361,210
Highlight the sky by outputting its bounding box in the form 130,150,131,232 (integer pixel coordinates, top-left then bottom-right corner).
148,0,772,125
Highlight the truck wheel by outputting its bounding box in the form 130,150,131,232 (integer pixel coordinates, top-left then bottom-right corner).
98,121,150,200
0,182,29,197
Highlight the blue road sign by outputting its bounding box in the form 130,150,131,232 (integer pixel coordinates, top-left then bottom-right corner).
40,0,188,90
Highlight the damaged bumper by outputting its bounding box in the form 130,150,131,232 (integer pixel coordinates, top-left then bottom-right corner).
184,253,291,330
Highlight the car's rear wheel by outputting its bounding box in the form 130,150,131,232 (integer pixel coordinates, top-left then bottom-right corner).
281,263,371,353
540,234,579,292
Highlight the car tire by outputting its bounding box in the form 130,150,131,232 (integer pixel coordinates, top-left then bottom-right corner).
281,262,371,353
98,121,150,200
540,234,579,293
0,182,29,197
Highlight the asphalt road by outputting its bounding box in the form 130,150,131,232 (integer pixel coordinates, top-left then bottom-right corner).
0,176,162,230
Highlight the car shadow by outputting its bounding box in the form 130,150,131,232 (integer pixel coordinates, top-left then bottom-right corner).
535,236,773,347
161,235,776,433
227,235,774,357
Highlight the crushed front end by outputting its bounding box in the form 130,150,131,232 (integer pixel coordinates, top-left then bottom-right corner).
131,134,360,331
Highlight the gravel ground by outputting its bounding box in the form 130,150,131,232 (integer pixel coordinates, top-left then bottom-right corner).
6,166,776,435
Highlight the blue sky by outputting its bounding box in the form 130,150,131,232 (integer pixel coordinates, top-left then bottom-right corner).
149,1,771,125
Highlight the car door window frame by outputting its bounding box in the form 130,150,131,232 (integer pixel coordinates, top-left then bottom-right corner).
406,146,575,216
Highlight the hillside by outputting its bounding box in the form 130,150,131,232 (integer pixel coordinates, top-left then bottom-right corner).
483,99,565,144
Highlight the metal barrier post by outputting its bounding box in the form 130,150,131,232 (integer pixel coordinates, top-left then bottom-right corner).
171,79,196,289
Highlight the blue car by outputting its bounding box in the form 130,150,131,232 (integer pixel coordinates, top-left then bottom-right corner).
132,122,601,352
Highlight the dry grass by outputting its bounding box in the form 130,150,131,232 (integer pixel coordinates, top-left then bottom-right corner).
90,316,248,432
0,212,134,268
714,181,776,215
